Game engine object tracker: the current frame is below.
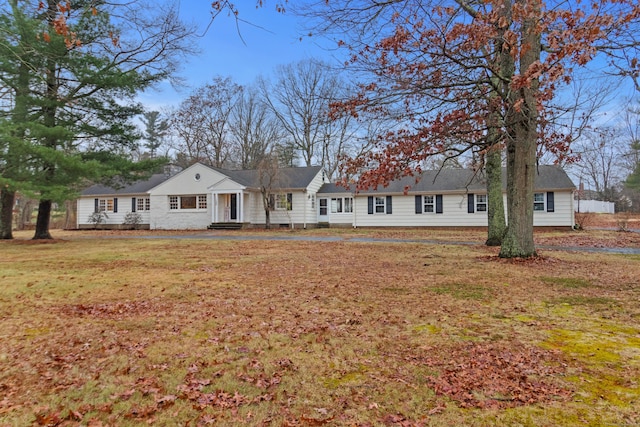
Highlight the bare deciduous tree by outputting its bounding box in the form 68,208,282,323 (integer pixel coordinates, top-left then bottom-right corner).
171,76,241,167
574,129,625,202
229,86,282,169
260,59,346,169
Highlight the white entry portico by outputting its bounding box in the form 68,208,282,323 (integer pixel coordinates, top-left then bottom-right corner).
209,177,246,224
211,191,245,223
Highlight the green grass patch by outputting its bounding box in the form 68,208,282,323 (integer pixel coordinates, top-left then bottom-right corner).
543,326,640,409
429,282,489,300
549,295,618,307
541,276,593,288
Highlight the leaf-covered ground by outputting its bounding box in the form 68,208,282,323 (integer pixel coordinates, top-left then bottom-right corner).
1,224,639,426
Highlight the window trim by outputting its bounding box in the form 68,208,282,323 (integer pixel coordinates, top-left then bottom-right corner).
368,196,392,214
423,195,435,213
270,193,293,211
476,194,487,212
534,192,545,211
319,198,327,216
344,197,353,213
95,197,117,213
331,197,343,213
136,197,150,212
168,194,208,211
415,194,443,214
331,197,353,214
534,192,555,212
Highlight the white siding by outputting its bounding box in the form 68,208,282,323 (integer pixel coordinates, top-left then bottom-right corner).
533,191,575,226
148,164,225,229
77,196,151,228
209,177,245,192
247,190,310,227
351,190,574,228
354,193,488,227
306,170,326,194
318,192,355,226
245,169,325,228
77,197,97,227
149,194,211,230
150,164,228,195
301,170,327,227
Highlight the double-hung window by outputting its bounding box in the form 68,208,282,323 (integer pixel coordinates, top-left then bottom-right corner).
467,194,486,213
331,197,342,213
368,196,392,214
95,198,117,213
271,193,293,211
534,192,555,212
331,197,353,213
423,195,435,213
136,197,150,211
344,197,353,213
534,193,545,211
476,194,487,212
415,195,443,214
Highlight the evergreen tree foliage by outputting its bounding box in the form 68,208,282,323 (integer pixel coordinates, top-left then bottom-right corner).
0,0,193,239
141,110,169,159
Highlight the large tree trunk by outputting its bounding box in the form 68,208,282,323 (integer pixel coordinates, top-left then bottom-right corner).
265,209,271,229
64,199,77,229
0,189,15,239
499,0,541,258
485,148,506,246
31,0,59,241
500,138,537,257
485,0,510,247
18,197,35,230
33,199,53,240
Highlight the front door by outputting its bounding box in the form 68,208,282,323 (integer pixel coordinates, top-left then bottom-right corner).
230,194,237,221
318,198,328,222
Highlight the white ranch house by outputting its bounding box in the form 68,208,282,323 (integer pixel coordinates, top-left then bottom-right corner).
77,163,576,229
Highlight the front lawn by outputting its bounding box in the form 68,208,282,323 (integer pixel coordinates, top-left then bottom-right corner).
1,231,638,426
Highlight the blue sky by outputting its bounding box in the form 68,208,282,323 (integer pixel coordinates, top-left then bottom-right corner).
136,2,636,133
138,3,332,110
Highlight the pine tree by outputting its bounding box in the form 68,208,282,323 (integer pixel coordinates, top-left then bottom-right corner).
0,0,194,239
141,111,169,159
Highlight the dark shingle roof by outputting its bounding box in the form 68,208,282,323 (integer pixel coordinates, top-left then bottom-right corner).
81,173,169,196
213,166,323,190
318,165,574,194
533,165,575,190
318,183,354,194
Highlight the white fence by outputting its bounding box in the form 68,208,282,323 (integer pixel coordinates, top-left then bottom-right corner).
575,199,615,214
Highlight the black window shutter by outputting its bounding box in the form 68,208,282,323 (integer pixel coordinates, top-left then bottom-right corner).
367,196,374,214
547,192,555,212
468,194,475,213
94,198,99,213
287,193,293,211
436,194,443,214
113,198,118,213
269,194,275,211
415,195,422,214
131,198,136,212
386,196,392,214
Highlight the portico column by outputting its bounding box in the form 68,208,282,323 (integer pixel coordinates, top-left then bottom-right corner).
238,191,244,223
212,192,217,223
